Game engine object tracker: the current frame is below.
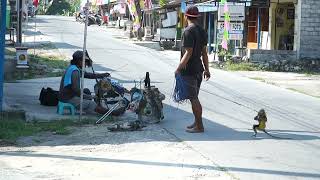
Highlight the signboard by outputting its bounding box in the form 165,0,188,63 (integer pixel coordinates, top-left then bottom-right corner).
218,3,245,21
217,22,243,34
217,21,243,40
217,33,243,40
15,47,29,68
251,0,270,7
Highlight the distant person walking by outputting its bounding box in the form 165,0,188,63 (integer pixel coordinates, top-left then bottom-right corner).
175,5,211,133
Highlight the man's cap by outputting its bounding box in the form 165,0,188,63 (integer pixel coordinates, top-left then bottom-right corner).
72,50,86,60
185,5,200,17
72,50,93,67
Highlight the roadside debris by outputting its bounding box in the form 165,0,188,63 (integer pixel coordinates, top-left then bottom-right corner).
107,120,146,132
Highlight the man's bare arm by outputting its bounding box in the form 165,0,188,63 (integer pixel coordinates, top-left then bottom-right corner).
201,47,211,80
176,48,193,73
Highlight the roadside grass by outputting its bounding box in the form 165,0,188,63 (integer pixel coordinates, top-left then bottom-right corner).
5,48,16,56
299,71,320,76
30,54,69,69
286,88,320,98
14,54,68,80
5,47,68,80
216,61,320,76
224,61,260,71
0,118,97,144
250,77,266,82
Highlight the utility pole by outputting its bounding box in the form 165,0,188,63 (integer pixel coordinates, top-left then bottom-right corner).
79,0,89,121
16,0,22,45
0,0,7,111
134,0,142,40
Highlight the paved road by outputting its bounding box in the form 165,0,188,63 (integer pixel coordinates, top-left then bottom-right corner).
21,16,320,180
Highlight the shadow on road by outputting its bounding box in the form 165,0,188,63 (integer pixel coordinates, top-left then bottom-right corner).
21,40,81,50
162,104,320,142
1,151,319,179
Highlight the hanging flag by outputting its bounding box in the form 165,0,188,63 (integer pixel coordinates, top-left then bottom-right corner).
144,0,153,10
220,0,230,50
96,0,103,5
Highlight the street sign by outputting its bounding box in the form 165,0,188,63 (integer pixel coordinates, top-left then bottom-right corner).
251,0,270,7
217,33,243,40
16,47,29,68
217,21,244,41
218,3,245,21
217,22,244,34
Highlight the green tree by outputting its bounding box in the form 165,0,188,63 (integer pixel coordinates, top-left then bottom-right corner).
69,0,81,13
46,0,71,15
159,0,167,7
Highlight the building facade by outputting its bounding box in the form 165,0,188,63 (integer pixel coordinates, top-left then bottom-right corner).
295,0,320,59
247,0,320,60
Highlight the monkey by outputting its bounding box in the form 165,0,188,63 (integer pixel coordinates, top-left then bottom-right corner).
252,109,291,139
252,109,267,137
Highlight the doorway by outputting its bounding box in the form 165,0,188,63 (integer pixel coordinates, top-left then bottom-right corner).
247,7,269,49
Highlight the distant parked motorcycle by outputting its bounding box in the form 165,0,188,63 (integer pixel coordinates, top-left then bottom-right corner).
95,14,102,25
28,5,35,17
75,11,86,23
87,13,101,26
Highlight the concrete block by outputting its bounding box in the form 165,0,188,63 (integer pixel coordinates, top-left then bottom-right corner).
302,4,311,9
4,57,16,81
300,31,310,36
301,13,310,18
305,27,314,32
249,50,297,62
0,110,26,121
300,51,320,59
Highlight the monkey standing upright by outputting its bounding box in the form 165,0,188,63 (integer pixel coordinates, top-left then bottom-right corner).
252,109,291,139
252,109,267,137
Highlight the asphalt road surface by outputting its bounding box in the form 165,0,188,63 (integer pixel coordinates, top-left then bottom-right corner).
6,16,320,180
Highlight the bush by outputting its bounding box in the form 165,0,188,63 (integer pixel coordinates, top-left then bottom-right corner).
46,0,71,15
225,61,259,71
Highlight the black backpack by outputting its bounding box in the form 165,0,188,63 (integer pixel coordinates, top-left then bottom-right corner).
39,87,59,106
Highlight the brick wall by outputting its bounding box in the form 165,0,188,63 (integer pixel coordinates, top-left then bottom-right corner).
297,0,320,59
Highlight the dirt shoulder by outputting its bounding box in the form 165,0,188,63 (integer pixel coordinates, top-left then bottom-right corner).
234,71,320,98
0,123,232,180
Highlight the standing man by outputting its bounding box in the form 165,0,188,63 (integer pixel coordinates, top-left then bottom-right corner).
175,5,211,133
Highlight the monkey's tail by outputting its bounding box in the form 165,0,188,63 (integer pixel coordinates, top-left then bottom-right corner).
263,130,292,139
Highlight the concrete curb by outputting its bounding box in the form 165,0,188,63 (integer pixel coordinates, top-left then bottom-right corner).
0,110,26,121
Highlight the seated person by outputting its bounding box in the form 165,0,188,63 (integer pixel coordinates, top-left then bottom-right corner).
58,50,110,114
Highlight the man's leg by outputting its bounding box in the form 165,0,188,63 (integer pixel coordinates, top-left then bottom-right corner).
67,97,107,115
186,98,202,129
187,97,204,133
185,74,203,132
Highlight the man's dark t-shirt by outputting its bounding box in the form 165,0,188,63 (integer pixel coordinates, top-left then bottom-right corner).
180,24,208,76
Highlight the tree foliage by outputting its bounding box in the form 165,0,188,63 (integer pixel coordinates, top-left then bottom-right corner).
159,0,167,7
46,0,71,15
